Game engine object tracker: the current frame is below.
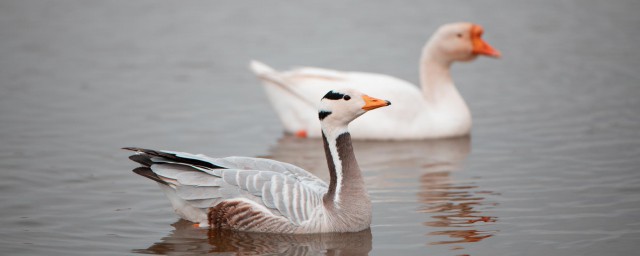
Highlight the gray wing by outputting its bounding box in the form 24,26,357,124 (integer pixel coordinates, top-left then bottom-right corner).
125,148,327,225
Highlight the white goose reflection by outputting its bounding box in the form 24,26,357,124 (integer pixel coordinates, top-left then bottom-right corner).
264,135,497,250
419,165,498,248
261,135,472,179
135,219,372,255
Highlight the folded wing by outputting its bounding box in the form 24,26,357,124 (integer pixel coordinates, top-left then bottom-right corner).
124,147,327,226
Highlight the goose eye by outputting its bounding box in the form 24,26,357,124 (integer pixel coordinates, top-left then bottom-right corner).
456,33,463,38
343,95,351,101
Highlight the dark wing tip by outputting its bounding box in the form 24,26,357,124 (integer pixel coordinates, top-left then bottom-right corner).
129,154,153,167
132,167,170,185
123,147,223,169
122,147,143,151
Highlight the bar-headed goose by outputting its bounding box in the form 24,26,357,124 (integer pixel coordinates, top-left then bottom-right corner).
250,22,500,140
124,88,390,233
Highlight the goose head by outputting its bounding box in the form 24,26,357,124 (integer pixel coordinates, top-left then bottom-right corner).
318,88,391,129
424,22,501,63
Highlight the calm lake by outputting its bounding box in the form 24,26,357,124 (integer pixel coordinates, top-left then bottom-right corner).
1,0,639,255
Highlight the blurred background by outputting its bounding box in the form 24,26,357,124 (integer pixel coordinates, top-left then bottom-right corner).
0,0,639,255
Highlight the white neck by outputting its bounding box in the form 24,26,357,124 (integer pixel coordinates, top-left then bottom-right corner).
417,43,472,136
419,47,456,103
321,123,348,140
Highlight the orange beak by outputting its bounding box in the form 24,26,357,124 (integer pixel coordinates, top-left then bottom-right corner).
471,24,501,58
362,95,391,111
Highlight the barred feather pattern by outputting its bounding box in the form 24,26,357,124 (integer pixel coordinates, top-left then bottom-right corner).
208,199,297,233
124,147,332,233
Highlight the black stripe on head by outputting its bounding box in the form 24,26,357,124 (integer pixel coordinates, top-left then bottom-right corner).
323,91,345,100
319,111,332,120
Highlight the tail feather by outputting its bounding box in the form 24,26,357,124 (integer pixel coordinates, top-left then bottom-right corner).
248,60,314,108
249,60,288,85
132,167,170,185
122,147,222,169
129,154,153,167
249,60,276,76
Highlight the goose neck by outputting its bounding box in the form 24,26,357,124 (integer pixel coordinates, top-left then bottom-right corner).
419,49,454,102
321,128,366,207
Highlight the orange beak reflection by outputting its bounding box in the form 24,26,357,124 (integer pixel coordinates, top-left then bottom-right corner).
471,25,501,58
362,95,391,111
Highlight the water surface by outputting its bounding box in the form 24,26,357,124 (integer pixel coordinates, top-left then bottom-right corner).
0,0,639,255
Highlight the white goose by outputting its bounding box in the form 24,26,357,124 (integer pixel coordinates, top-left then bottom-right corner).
250,22,500,140
124,88,390,233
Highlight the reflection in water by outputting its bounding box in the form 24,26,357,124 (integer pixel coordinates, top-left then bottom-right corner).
135,219,372,255
262,135,472,179
265,135,498,252
419,173,498,244
415,139,499,249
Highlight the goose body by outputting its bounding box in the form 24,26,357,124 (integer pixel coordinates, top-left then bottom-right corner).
125,89,390,233
251,22,500,140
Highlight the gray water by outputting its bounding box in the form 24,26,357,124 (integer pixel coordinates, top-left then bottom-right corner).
1,0,639,255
